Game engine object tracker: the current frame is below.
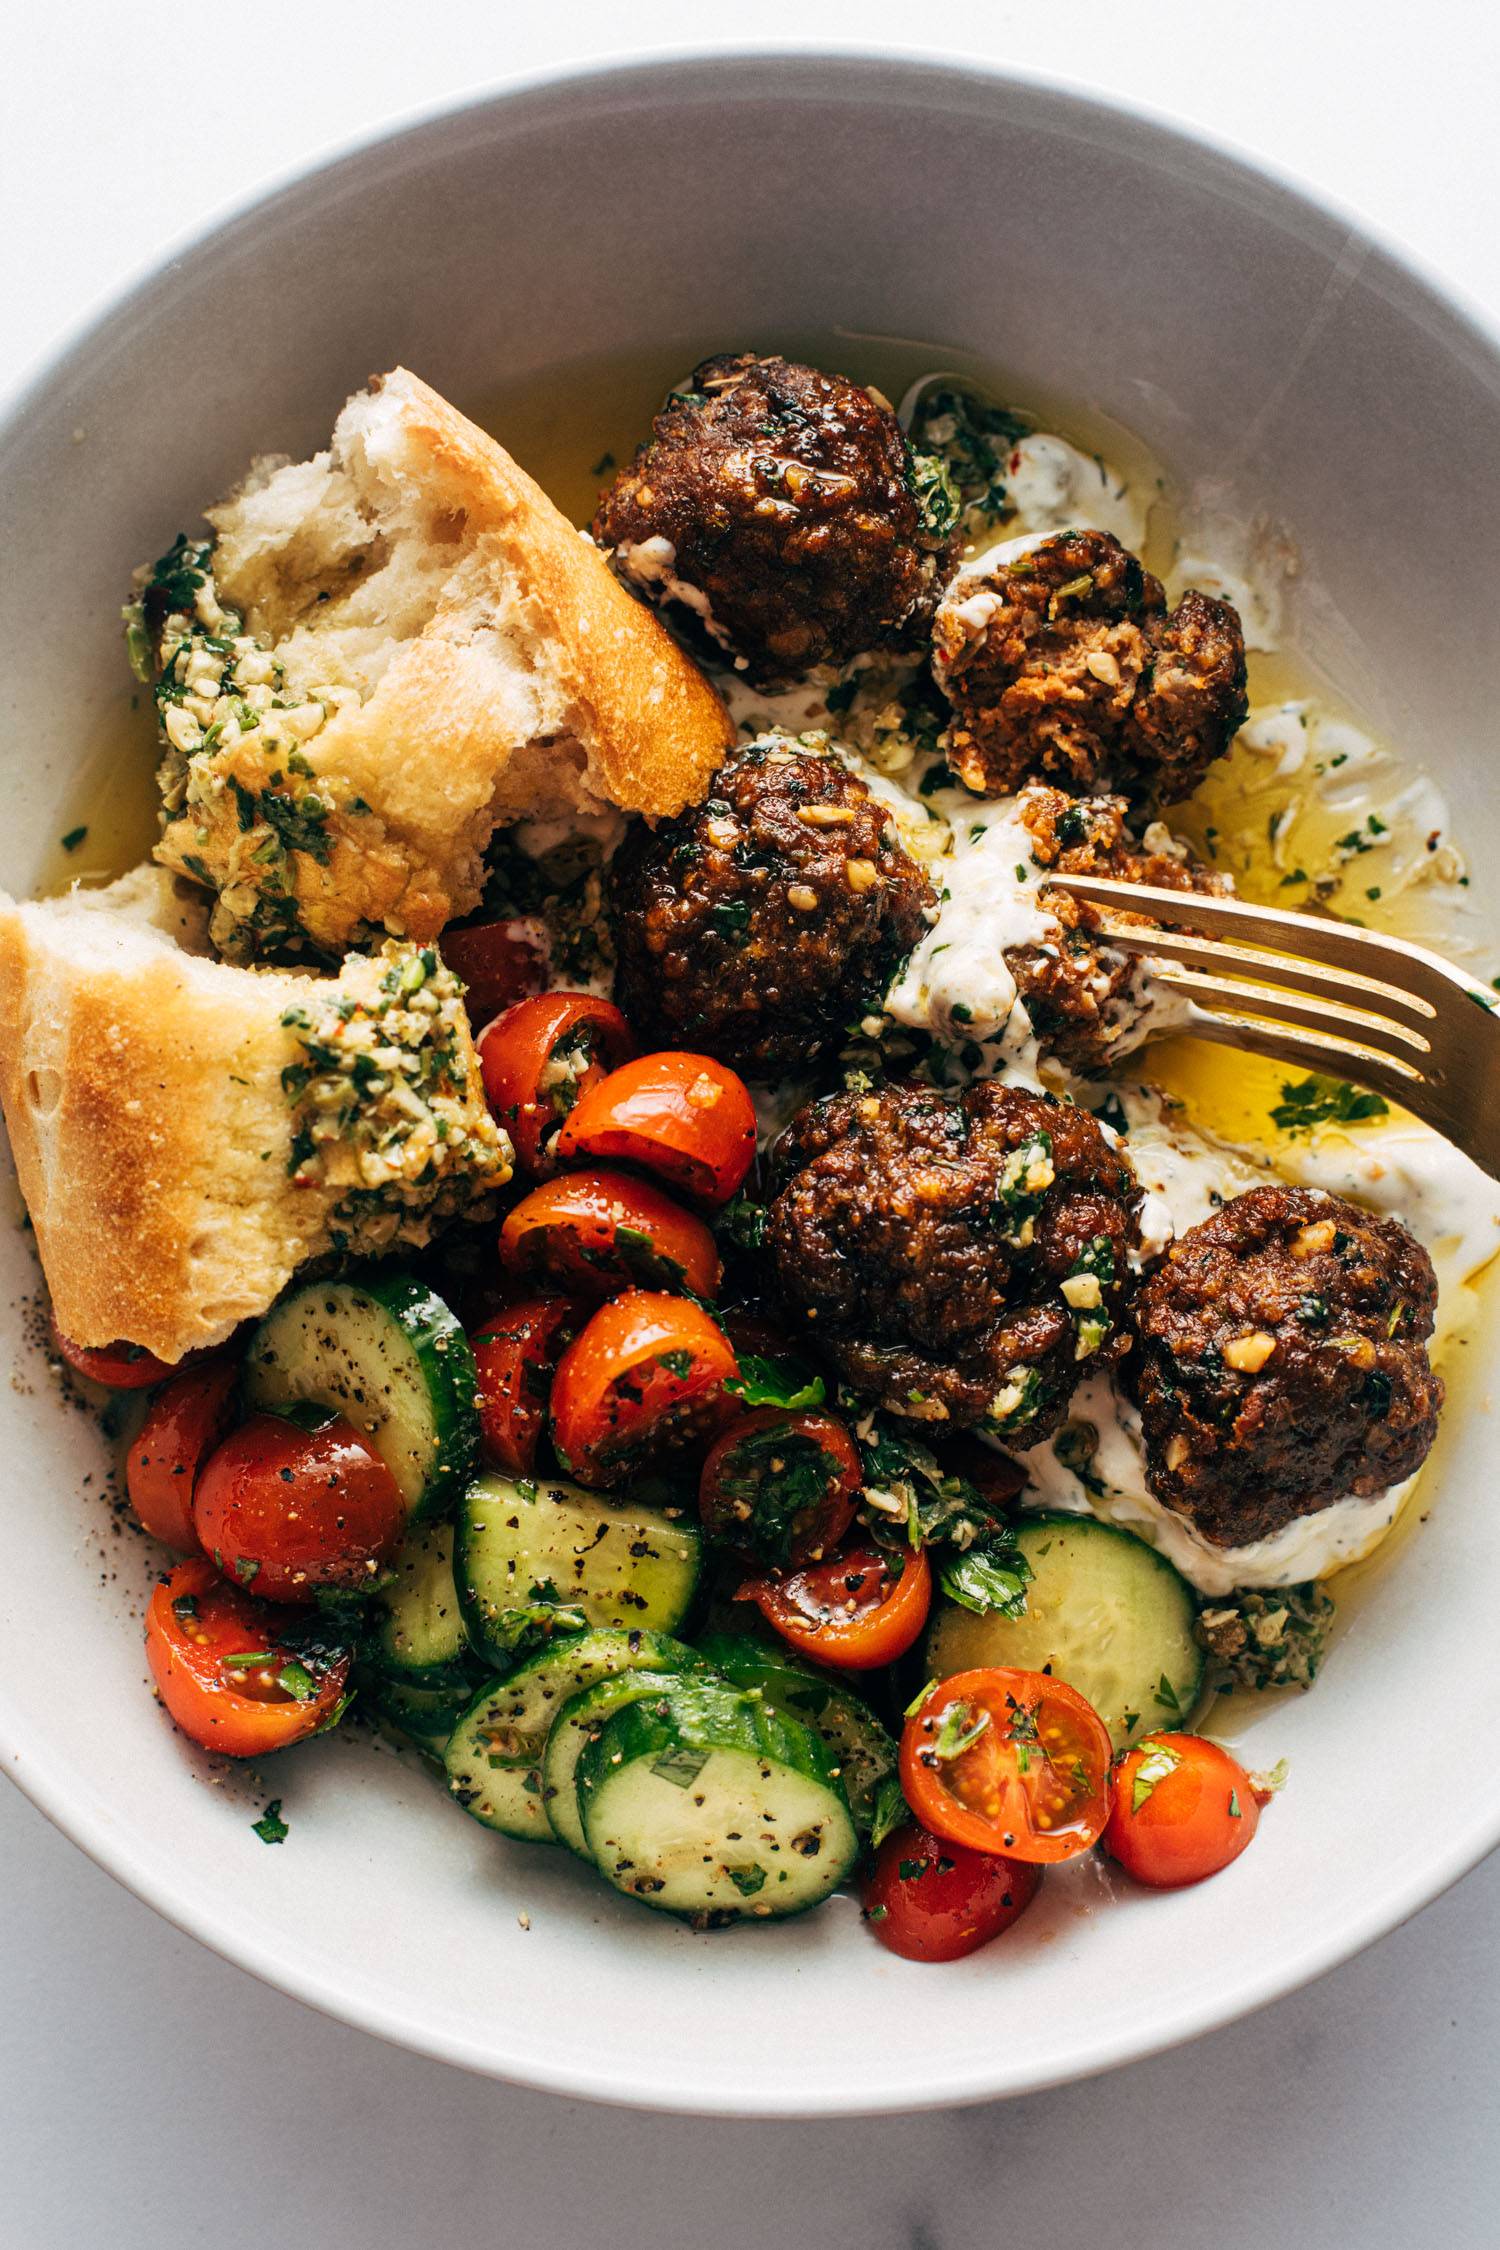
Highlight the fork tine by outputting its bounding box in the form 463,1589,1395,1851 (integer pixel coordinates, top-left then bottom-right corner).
1078,923,1440,1033
1166,1009,1427,1104
1047,874,1471,1015
1152,969,1432,1066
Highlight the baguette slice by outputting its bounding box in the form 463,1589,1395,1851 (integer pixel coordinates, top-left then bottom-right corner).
150,368,734,960
0,869,510,1363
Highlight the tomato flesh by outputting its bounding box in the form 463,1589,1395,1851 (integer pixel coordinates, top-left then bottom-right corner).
471,1296,585,1477
902,1667,1113,1864
145,1558,351,1757
1103,1732,1264,1888
738,1542,931,1671
51,1320,184,1390
555,1051,757,1205
192,1412,406,1601
549,1291,739,1487
699,1407,861,1568
863,1820,1042,1962
499,1166,721,1300
126,1355,239,1550
480,993,634,1176
440,917,549,1031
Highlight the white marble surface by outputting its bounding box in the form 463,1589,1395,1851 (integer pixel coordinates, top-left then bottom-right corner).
4,3,1499,2240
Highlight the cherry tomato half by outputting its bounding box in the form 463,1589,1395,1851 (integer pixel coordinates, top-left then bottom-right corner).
145,1557,352,1758
499,1166,722,1300
51,1319,184,1390
555,1051,757,1206
192,1412,406,1602
440,916,550,1031
471,1296,585,1477
901,1667,1113,1865
480,993,634,1176
699,1408,861,1569
126,1355,239,1550
549,1291,739,1488
737,1542,932,1671
863,1820,1042,1963
1103,1733,1265,1889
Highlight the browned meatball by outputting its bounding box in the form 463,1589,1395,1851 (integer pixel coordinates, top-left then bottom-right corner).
932,529,1247,804
608,737,936,1080
1131,1184,1442,1545
766,1080,1141,1440
1007,785,1227,1074
593,353,956,687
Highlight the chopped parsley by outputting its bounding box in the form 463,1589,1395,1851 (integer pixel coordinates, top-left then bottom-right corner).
725,1351,826,1411
1270,1075,1390,1136
937,1539,1031,1619
252,1800,289,1846
1129,1738,1183,1816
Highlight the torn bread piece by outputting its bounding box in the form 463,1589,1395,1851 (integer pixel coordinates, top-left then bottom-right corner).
140,368,734,962
0,868,511,1362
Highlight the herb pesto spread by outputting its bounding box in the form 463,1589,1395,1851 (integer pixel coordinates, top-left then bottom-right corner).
279,940,512,1256
129,535,371,964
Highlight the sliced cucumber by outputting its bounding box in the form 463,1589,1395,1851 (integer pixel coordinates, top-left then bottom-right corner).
444,1628,699,1844
693,1629,896,1836
925,1511,1204,1752
543,1658,708,1857
578,1676,859,1921
243,1272,478,1521
456,1471,702,1668
360,1670,475,1757
368,1523,472,1691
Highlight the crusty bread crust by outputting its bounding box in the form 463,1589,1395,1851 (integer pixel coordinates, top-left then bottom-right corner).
0,871,501,1361
155,370,734,952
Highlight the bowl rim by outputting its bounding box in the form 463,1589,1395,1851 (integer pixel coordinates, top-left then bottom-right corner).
3,41,1499,2117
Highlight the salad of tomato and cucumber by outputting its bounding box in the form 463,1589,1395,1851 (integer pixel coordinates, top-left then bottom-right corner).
68,978,1280,1960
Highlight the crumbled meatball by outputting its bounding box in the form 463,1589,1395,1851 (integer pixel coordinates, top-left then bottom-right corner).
931,529,1247,804
765,1080,1141,1440
593,353,956,687
608,737,935,1079
1131,1184,1442,1545
1007,785,1227,1074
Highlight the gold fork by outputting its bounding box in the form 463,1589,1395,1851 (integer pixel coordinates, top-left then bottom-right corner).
1043,874,1500,1180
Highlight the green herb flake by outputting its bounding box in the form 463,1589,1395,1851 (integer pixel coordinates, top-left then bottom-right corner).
653,1744,711,1790
931,1701,991,1762
725,1352,825,1411
59,825,88,853
1130,1738,1183,1816
1270,1075,1390,1136
252,1800,289,1846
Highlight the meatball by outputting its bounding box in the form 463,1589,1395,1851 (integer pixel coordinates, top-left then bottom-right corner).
593,353,955,686
1131,1184,1443,1545
609,738,935,1079
1007,785,1227,1074
931,529,1247,804
766,1080,1141,1440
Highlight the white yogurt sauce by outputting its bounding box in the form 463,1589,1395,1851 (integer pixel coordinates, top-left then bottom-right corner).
1016,1367,1414,1595
1001,433,1150,551
884,796,1053,1063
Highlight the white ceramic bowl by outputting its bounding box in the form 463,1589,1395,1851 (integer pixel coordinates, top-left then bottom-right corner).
3,51,1499,2118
